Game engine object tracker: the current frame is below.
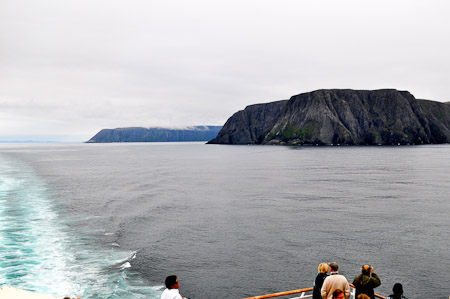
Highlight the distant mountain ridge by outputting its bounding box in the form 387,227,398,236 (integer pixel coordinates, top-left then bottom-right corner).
208,89,450,145
87,126,222,143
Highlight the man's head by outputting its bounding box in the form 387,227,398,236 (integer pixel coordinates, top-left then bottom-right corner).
332,289,344,299
329,262,339,272
392,283,403,295
361,265,372,275
357,294,370,299
165,275,180,289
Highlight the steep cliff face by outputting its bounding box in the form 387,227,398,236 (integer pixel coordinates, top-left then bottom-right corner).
208,100,288,144
208,89,450,145
87,126,222,143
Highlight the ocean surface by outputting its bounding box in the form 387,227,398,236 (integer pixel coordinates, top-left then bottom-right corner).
0,142,449,299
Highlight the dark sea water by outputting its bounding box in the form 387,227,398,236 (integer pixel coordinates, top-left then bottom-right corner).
0,142,449,299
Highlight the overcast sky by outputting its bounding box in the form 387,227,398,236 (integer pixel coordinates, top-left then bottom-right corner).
1,0,449,141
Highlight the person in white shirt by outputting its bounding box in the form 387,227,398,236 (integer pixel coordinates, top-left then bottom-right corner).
161,275,188,299
321,262,350,299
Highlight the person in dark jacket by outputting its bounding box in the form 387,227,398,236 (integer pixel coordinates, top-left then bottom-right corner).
352,265,381,299
313,263,329,299
387,283,407,299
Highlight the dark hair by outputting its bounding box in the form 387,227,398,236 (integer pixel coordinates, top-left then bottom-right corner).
332,289,344,298
329,262,339,271
361,265,371,275
392,283,403,295
165,275,178,289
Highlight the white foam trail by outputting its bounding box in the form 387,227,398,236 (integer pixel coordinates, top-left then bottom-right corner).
117,250,137,264
0,156,161,299
0,156,78,296
119,262,131,270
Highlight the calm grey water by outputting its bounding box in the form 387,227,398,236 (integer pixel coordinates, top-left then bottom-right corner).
0,142,449,299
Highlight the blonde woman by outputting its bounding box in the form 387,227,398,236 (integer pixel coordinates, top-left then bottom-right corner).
313,263,329,299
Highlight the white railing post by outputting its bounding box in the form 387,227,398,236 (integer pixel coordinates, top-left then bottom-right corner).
350,286,356,299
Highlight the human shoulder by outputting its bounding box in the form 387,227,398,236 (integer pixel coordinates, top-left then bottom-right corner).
161,288,182,299
353,273,362,280
315,273,327,283
321,275,331,289
337,273,349,282
371,273,381,281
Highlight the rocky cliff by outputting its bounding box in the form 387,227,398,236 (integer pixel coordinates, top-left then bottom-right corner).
87,126,222,143
208,89,450,145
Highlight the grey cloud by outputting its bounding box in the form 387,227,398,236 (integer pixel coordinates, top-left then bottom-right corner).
1,0,450,141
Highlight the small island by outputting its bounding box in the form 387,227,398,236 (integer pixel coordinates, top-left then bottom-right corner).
87,126,222,143
208,89,450,145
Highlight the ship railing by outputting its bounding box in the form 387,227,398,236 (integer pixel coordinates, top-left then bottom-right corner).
243,284,386,299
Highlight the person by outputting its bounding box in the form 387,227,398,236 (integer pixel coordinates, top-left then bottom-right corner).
161,275,187,299
321,262,350,299
313,263,329,299
332,289,345,299
357,294,370,299
352,265,381,299
387,283,408,299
